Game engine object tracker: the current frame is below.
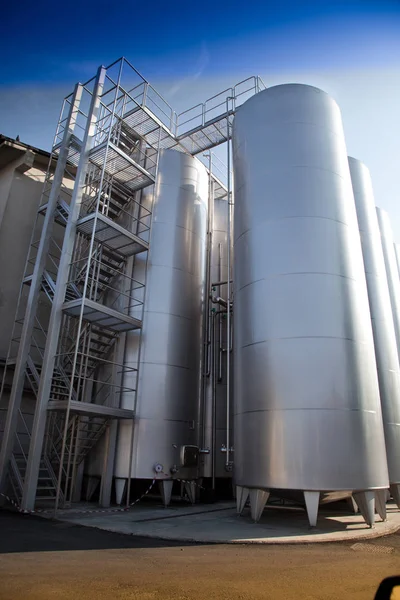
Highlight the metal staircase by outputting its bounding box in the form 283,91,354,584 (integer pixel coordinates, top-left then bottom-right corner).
0,62,156,510
8,409,63,505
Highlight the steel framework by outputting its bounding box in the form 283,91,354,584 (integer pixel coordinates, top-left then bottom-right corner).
0,57,265,511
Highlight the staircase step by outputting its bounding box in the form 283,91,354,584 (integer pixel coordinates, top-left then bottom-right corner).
101,247,125,263
89,339,114,348
92,328,115,338
98,266,116,277
36,496,56,500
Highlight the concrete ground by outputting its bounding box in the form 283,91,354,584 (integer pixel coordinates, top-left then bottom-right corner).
41,500,400,544
1,510,400,600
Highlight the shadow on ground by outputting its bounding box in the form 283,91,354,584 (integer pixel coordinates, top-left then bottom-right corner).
0,510,195,554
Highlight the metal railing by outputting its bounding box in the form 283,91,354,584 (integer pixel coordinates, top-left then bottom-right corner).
176,75,266,138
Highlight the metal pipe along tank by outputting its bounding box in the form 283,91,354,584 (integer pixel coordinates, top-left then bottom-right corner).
349,158,400,497
202,191,232,482
232,84,388,524
114,149,208,495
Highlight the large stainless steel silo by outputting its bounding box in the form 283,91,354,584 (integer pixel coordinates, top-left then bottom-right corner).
376,208,400,508
376,209,400,359
114,149,208,505
349,158,400,514
394,244,400,281
233,84,389,526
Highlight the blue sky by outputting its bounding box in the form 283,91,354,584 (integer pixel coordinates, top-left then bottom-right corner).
1,0,400,232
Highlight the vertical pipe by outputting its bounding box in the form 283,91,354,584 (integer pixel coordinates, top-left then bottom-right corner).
217,242,223,382
201,153,213,452
225,100,232,469
218,311,223,382
211,312,217,490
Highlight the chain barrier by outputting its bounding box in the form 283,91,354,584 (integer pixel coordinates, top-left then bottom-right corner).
0,478,156,515
0,477,206,515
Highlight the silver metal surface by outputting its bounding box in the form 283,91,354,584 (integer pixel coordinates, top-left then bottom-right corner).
225,102,232,470
349,158,400,485
236,485,249,514
115,149,208,480
375,489,387,521
249,488,269,522
377,208,400,360
394,244,400,281
233,84,388,493
304,491,320,527
353,491,375,527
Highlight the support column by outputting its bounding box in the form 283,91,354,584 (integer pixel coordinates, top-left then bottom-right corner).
375,489,388,521
249,488,269,522
390,483,400,509
353,491,376,528
20,67,106,511
86,476,100,501
99,335,126,507
0,85,83,499
115,478,127,505
184,481,196,504
72,461,85,502
99,422,116,507
236,485,249,515
346,496,359,514
160,480,173,507
304,491,320,527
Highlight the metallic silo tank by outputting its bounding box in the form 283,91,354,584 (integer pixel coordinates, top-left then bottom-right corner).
376,209,400,359
114,149,208,505
349,158,400,511
201,187,232,483
232,84,389,526
376,207,400,507
394,244,400,281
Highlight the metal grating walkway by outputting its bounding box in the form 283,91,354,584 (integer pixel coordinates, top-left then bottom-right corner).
177,113,234,155
89,141,155,192
62,298,142,332
47,400,134,419
76,212,149,256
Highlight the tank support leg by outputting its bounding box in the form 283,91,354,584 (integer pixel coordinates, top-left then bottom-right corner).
159,480,173,507
115,478,127,505
375,489,388,521
353,491,375,527
390,484,400,509
304,491,320,527
249,489,269,522
85,476,100,502
236,486,249,515
346,496,359,514
184,481,196,504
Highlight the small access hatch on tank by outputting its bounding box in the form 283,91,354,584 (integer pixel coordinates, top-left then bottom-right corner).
180,445,199,468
